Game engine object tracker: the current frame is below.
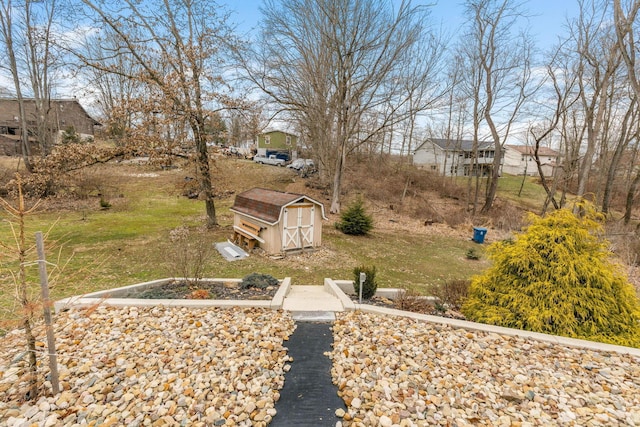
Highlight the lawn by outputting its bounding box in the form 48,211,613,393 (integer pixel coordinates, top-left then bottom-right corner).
0,158,490,332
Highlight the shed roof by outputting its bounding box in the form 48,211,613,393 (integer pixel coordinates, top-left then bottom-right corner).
230,188,326,225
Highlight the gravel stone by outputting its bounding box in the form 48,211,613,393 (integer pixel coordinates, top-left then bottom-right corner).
330,311,640,426
0,306,295,426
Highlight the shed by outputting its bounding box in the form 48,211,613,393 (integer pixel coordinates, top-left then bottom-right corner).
230,188,327,254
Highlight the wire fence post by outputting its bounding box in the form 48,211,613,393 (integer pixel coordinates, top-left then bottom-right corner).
36,231,60,395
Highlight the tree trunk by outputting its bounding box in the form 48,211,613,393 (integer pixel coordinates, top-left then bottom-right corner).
0,5,33,172
191,118,217,227
330,142,346,214
624,169,640,224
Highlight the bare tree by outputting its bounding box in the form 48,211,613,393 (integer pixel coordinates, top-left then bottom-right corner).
570,1,622,205
614,0,640,223
79,29,143,142
24,0,58,156
459,0,537,214
77,0,242,227
0,0,61,162
529,46,581,214
0,0,33,171
240,0,444,213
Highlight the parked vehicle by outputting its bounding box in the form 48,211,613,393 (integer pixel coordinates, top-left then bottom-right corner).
265,150,291,162
286,158,315,170
253,154,286,166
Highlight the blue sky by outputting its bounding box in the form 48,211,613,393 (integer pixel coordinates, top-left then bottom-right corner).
223,0,581,51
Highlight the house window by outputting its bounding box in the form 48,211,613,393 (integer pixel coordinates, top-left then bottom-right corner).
265,135,270,145
430,165,437,171
286,135,291,145
522,155,525,161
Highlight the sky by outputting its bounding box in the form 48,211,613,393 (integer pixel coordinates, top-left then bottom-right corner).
222,0,582,52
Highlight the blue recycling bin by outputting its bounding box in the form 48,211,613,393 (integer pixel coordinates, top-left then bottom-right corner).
473,227,487,244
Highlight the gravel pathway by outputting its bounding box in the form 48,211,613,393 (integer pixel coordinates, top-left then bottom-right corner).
330,311,640,426
0,306,295,426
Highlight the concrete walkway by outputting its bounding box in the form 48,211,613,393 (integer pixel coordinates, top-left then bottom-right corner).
282,285,343,322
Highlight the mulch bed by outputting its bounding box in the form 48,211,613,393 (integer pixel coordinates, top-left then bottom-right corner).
123,280,278,300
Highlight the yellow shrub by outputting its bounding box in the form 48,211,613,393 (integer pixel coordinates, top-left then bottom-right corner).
462,204,640,347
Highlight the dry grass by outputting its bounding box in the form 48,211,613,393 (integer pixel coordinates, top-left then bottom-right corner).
2,150,638,334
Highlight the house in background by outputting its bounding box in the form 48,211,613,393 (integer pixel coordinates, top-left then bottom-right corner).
0,98,100,155
412,138,499,177
502,145,560,177
256,130,298,157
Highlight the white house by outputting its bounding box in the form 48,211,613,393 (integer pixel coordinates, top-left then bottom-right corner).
502,145,560,177
412,138,499,177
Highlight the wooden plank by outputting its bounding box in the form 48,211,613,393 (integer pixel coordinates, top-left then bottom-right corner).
233,225,265,243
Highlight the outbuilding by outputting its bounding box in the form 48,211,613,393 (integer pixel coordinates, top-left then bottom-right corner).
230,188,327,254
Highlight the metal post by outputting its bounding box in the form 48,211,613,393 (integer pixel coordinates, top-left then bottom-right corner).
36,232,60,395
359,272,366,304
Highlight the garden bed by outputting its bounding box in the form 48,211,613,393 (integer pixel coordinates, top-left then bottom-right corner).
119,279,279,300
54,277,291,312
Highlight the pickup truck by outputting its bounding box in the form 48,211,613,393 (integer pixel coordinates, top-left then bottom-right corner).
253,154,286,166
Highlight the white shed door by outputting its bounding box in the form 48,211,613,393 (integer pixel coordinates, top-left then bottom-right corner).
282,204,314,250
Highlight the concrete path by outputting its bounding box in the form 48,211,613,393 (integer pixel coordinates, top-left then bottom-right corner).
282,285,343,321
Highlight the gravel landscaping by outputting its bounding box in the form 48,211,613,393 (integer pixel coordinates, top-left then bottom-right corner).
331,311,640,426
2,307,640,426
0,306,295,427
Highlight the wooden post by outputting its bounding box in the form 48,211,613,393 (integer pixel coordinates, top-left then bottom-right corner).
36,231,60,395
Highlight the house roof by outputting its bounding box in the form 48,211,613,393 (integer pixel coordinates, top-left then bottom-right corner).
505,144,559,157
230,188,326,225
415,138,494,152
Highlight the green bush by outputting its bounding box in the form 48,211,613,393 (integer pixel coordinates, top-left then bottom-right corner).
353,265,377,300
335,198,373,235
462,203,640,347
240,273,279,290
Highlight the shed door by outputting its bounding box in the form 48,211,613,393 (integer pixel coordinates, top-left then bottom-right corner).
282,204,314,250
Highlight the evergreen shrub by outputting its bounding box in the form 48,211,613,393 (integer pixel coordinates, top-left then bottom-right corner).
240,273,279,290
462,204,640,347
353,265,377,299
335,198,373,235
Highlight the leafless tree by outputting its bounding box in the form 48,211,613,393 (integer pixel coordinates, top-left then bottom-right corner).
528,46,581,214
0,0,33,170
24,0,58,156
240,0,444,213
0,0,61,162
78,29,143,142
569,1,622,206
614,0,640,223
77,0,243,227
459,0,537,214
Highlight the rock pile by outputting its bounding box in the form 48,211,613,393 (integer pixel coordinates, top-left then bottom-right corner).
0,306,295,426
330,311,640,426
